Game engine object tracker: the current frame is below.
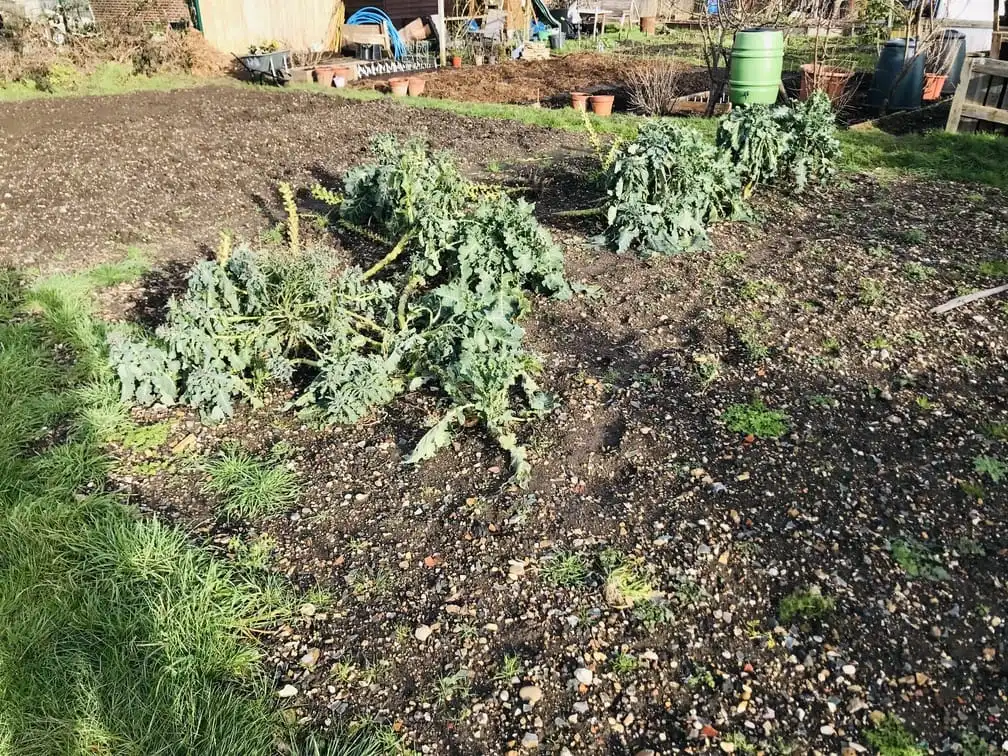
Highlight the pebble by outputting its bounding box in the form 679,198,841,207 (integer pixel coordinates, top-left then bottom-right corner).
277,684,298,698
574,667,594,685
573,701,590,715
821,724,836,736
414,624,433,642
521,732,539,749
300,648,320,668
720,742,736,753
842,664,856,676
519,685,543,705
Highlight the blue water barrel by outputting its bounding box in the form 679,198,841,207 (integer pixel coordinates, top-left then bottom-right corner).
706,0,719,13
869,38,923,111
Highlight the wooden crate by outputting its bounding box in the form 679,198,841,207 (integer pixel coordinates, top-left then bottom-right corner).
670,89,732,115
945,57,1008,133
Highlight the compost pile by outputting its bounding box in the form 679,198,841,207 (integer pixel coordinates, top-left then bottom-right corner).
108,136,573,484
603,91,841,256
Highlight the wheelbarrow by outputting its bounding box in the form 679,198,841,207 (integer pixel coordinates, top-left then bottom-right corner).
234,50,291,85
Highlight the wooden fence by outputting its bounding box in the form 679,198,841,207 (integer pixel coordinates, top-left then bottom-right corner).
946,57,1008,133
199,0,340,53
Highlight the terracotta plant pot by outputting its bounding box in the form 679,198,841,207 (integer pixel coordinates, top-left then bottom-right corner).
922,72,947,101
451,55,462,68
389,77,409,96
799,63,853,103
313,65,337,86
589,94,614,117
407,76,426,96
570,91,589,111
639,15,657,35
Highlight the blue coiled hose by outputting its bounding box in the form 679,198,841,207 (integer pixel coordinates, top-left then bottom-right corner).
346,7,409,60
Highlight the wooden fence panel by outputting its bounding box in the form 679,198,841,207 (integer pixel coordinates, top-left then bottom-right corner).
200,0,339,53
946,57,1008,133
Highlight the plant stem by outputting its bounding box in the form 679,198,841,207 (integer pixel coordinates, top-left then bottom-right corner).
397,276,422,331
551,206,606,218
338,219,394,247
363,230,416,280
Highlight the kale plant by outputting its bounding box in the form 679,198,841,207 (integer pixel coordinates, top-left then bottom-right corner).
779,90,841,190
717,92,839,194
109,136,573,485
604,121,744,256
716,104,789,195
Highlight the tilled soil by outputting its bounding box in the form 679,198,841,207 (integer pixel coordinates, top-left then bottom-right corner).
5,87,1008,754
0,85,582,274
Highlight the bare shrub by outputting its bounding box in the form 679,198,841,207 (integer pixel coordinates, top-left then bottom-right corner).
623,57,685,116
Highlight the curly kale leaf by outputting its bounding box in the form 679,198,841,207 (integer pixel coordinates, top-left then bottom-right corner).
107,327,178,406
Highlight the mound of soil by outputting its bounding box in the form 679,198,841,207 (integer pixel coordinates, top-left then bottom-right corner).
353,53,710,106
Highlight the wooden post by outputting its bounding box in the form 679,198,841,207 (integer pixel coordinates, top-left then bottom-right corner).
945,57,974,132
994,0,1001,58
437,0,447,66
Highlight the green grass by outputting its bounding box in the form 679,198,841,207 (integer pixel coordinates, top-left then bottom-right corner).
778,588,835,623
0,260,405,755
978,260,1008,279
0,267,287,756
0,62,204,103
865,715,926,756
722,399,789,439
841,128,1008,191
540,550,590,586
331,85,1004,191
203,445,300,519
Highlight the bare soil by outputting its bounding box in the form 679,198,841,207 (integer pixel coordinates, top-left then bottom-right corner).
352,53,710,107
0,85,582,274
3,86,1008,755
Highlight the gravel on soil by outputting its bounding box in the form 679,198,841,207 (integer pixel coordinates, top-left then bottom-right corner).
0,85,583,274
5,86,1008,755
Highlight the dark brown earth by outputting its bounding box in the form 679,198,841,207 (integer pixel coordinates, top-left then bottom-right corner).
352,53,710,107
4,86,1008,754
0,85,583,274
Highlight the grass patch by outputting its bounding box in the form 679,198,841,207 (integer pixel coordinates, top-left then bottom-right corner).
722,399,789,439
0,62,205,103
778,588,835,624
600,549,656,608
978,260,1008,279
0,268,294,755
203,445,300,519
540,550,589,586
841,128,1008,191
865,715,926,756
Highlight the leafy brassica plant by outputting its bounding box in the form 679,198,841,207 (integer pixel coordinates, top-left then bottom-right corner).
109,136,573,485
604,120,744,257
